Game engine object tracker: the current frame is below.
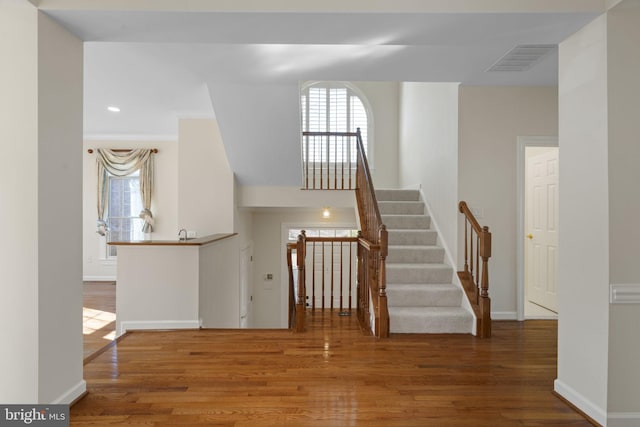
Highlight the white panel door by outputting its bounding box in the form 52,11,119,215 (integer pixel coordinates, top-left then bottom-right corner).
526,148,559,312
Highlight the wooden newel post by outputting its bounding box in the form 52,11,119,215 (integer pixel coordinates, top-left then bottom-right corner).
295,230,306,332
459,202,469,276
356,231,364,326
378,225,389,338
479,226,491,338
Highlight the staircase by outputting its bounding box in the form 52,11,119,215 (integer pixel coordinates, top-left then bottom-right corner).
377,189,474,334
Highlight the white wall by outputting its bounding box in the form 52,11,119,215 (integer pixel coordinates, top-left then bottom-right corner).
0,0,40,403
606,0,640,418
239,186,357,210
199,236,241,328
83,139,179,280
351,81,400,189
37,10,85,404
251,208,357,328
458,86,558,318
557,14,609,424
0,2,85,403
116,245,200,335
399,82,460,262
178,118,234,235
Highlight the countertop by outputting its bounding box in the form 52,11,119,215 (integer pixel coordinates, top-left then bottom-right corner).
108,233,237,246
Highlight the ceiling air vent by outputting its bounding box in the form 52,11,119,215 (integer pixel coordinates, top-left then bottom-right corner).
486,44,556,72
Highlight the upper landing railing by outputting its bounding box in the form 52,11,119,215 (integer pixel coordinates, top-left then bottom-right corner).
292,130,389,337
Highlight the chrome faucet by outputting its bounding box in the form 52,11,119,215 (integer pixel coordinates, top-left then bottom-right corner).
178,228,187,241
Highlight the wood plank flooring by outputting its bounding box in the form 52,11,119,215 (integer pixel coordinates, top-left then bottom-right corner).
83,281,116,360
72,311,593,426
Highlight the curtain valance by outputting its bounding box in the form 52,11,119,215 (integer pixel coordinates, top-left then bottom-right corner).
96,148,155,236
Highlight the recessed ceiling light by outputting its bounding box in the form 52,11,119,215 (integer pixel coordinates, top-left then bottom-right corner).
107,106,121,113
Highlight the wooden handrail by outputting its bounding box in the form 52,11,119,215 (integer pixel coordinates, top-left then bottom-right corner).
354,129,389,338
294,129,388,337
458,201,492,338
303,131,358,137
305,236,358,243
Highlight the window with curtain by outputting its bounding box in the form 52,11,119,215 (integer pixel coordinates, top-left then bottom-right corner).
106,171,144,257
300,83,369,163
95,148,155,258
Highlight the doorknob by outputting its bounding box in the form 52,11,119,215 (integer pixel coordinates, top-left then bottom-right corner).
526,234,534,240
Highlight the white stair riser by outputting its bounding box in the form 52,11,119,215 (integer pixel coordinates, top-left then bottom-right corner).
379,202,424,215
376,190,420,201
387,247,445,264
382,215,431,229
388,230,437,245
387,266,453,284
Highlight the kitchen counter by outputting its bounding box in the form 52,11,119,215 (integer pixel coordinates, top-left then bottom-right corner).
108,233,236,247
109,232,240,336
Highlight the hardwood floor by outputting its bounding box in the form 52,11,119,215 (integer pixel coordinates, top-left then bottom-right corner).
72,311,593,426
83,281,116,361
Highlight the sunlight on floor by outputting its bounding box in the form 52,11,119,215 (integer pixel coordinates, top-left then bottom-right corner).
83,307,116,340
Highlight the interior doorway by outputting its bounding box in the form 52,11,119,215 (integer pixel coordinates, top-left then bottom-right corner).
239,244,253,328
517,137,559,320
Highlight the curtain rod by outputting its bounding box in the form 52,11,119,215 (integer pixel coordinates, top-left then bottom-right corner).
87,148,158,154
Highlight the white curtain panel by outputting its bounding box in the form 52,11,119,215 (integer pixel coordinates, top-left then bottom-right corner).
96,148,155,235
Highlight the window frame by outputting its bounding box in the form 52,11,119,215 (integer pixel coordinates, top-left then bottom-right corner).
300,81,374,166
105,171,144,258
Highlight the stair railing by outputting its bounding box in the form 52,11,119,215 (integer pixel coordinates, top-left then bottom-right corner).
293,129,388,337
458,201,492,338
304,236,359,311
354,129,389,338
302,131,357,190
288,230,360,331
287,231,306,332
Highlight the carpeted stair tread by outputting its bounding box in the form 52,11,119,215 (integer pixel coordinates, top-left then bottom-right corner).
376,189,421,201
378,201,424,215
387,284,463,307
386,263,453,284
382,214,431,229
388,229,438,245
379,189,473,335
389,307,473,334
387,245,445,263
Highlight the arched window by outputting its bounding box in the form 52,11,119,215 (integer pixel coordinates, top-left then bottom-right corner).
300,82,370,161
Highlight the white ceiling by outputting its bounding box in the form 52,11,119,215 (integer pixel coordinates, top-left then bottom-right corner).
43,6,599,184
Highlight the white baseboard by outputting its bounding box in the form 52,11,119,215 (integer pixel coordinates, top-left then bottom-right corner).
51,379,86,404
83,275,116,282
491,311,518,320
608,412,640,427
118,320,201,336
554,379,606,426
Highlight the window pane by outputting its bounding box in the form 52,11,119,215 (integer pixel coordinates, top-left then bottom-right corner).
107,173,144,252
302,83,369,164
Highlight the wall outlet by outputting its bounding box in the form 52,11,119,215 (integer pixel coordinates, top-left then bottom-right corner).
264,273,274,281
187,230,197,238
